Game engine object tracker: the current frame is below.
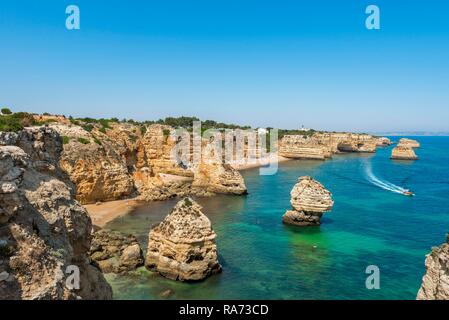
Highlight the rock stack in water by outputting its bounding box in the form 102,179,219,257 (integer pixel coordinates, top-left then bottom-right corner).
145,197,221,281
417,235,449,300
391,138,420,160
282,176,334,226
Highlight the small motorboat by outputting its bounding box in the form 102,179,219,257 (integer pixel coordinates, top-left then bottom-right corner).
403,190,414,196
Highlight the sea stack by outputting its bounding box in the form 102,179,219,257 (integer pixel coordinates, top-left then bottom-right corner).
417,235,449,300
391,145,418,160
398,138,420,148
282,176,334,226
145,197,221,281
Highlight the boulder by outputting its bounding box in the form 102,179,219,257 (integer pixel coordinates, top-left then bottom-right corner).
90,229,144,274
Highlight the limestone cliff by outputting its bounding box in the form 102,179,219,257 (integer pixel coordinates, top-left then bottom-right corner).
417,235,449,300
282,176,334,226
391,145,418,160
0,127,112,300
145,198,221,281
280,132,381,160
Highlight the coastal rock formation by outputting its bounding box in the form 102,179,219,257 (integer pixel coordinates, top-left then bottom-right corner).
0,127,112,300
398,138,420,148
376,137,392,146
279,135,328,160
282,176,334,226
417,235,449,300
145,198,221,281
90,229,144,274
54,123,137,204
280,132,381,160
391,145,418,160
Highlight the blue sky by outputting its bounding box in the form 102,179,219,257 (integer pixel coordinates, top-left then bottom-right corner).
1,0,448,132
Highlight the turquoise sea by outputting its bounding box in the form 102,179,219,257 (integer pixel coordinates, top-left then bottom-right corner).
105,137,449,300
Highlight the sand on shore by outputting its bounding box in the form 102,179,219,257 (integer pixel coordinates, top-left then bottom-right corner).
84,198,140,228
85,154,292,227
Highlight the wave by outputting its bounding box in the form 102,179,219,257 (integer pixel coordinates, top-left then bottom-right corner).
364,160,407,194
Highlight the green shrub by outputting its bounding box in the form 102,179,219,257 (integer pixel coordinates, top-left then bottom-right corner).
62,136,70,144
1,108,12,115
99,126,107,134
94,138,101,145
163,129,171,137
82,124,94,132
77,137,90,145
140,125,147,135
0,112,36,132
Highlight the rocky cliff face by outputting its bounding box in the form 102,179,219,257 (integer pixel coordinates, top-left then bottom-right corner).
417,235,449,300
282,176,334,226
0,127,112,300
50,121,247,204
391,145,418,160
280,133,384,160
145,198,221,281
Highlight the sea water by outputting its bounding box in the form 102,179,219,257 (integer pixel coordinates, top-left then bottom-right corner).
105,137,449,300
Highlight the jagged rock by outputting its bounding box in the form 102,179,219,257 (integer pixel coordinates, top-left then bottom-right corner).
391,145,418,160
0,128,112,300
417,235,449,300
398,138,420,148
192,139,247,195
145,198,221,281
90,229,144,274
282,176,334,226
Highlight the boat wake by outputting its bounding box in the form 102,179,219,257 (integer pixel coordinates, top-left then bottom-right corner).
364,161,407,194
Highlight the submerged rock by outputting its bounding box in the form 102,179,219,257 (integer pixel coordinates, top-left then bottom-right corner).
391,145,418,160
0,128,112,300
417,235,449,300
145,197,221,281
282,176,334,226
90,229,144,274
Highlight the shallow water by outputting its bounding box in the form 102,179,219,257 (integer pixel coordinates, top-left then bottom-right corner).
105,137,449,300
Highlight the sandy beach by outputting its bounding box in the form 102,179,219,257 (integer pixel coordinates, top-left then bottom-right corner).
85,155,292,227
84,198,140,228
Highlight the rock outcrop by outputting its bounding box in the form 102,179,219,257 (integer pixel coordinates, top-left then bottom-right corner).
417,235,449,300
90,229,144,274
398,138,420,148
282,176,334,226
376,137,392,146
391,145,418,160
145,198,221,281
280,132,382,160
0,127,112,300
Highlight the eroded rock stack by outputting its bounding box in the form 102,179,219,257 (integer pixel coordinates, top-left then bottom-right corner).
391,145,418,160
417,235,449,300
145,197,221,281
0,128,112,300
282,176,334,226
90,229,144,274
391,137,420,160
398,138,420,149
